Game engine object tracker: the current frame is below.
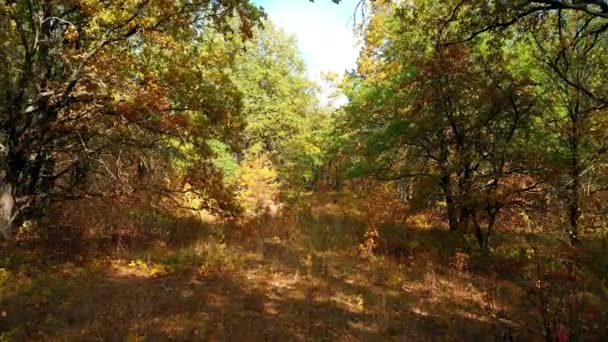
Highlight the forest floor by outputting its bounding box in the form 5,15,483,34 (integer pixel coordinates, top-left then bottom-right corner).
0,193,607,341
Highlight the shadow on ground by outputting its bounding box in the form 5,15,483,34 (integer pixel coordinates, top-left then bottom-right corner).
1,200,606,341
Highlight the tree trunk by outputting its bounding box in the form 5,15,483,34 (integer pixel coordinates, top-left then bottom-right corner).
334,164,342,192
0,180,15,240
441,179,458,231
475,210,497,254
568,117,582,245
568,176,581,245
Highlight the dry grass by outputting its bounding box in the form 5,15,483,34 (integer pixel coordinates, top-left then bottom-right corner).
0,193,606,341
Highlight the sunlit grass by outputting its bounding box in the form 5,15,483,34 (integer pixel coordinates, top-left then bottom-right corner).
0,193,606,340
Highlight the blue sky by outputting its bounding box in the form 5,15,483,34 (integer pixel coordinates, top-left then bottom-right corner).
253,0,361,80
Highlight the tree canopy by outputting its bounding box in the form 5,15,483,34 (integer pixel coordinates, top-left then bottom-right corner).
332,0,608,251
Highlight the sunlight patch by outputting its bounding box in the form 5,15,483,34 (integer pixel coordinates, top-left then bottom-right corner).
108,259,170,279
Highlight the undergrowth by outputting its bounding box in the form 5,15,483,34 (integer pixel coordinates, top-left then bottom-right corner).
0,193,606,341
